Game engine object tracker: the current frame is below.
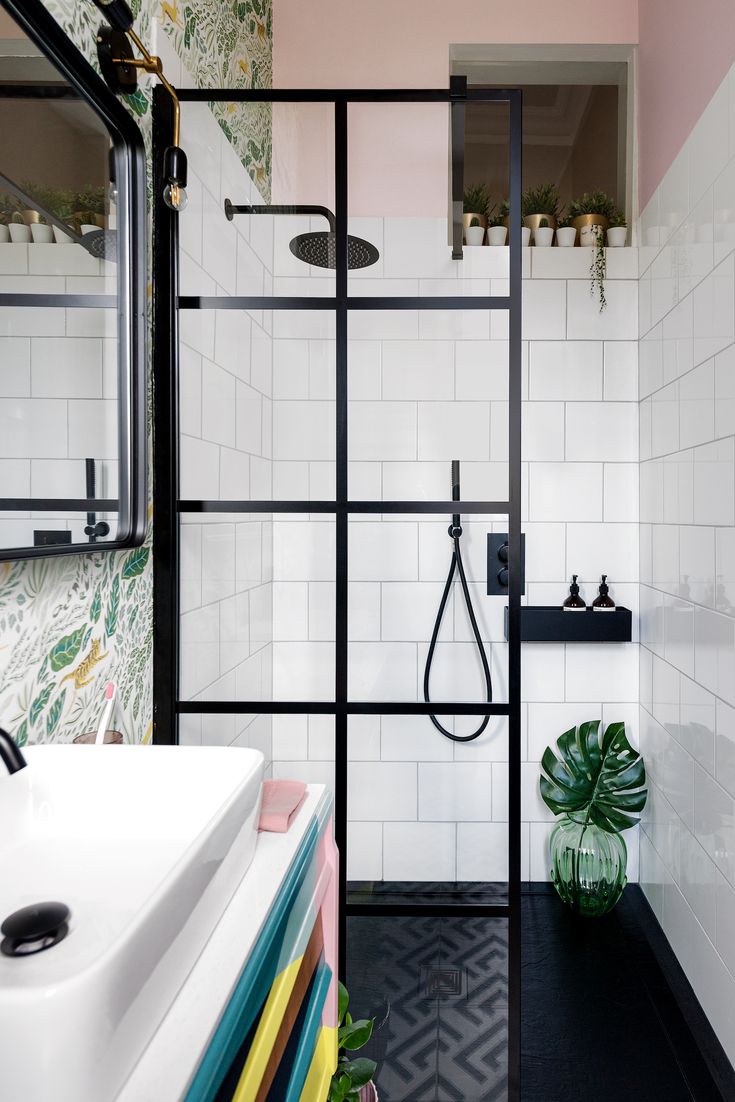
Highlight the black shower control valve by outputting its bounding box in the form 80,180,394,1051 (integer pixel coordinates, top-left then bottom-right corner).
487,532,526,596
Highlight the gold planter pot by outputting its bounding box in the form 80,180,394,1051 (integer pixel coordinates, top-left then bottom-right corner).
463,212,488,232
523,213,558,234
572,213,609,245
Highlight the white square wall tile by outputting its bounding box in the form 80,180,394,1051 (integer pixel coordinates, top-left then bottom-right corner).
566,280,638,341
380,714,453,761
383,822,456,880
522,280,566,340
528,340,602,401
565,644,639,703
350,401,417,461
348,762,416,824
455,341,509,400
273,401,334,462
521,403,565,461
604,342,638,400
528,463,603,521
347,822,383,880
418,402,490,461
382,340,453,400
604,464,639,522
565,523,638,583
418,763,494,821
521,644,565,702
565,403,638,462
457,822,509,880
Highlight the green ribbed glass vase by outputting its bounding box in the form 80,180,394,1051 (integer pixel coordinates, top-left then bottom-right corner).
549,816,627,917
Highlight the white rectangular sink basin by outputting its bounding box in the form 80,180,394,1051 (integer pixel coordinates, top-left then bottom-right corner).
0,744,264,1102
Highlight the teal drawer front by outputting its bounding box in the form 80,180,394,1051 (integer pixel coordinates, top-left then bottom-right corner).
184,817,320,1102
283,960,332,1102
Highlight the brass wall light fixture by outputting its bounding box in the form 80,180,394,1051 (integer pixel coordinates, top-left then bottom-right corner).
93,0,188,211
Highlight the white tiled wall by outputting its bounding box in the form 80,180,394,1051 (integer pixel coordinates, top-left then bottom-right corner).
0,246,119,546
177,102,274,763
269,225,639,883
638,62,735,1066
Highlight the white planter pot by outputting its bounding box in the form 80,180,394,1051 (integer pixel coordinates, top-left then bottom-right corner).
534,226,554,247
556,227,576,247
465,225,485,245
81,223,98,236
0,225,9,243
607,226,627,247
580,224,604,247
30,223,54,243
521,226,531,247
487,225,507,246
8,223,31,243
53,225,74,244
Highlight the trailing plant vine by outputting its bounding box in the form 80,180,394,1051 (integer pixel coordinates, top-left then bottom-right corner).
590,227,607,312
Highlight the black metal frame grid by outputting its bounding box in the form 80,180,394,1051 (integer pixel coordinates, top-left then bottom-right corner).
0,0,148,561
153,81,522,1099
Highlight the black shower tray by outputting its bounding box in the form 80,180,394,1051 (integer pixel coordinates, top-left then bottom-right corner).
504,605,632,643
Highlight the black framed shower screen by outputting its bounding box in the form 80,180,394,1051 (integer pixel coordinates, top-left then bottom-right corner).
151,80,523,1099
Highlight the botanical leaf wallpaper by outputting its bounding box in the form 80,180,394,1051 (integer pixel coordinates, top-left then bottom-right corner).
0,1,272,745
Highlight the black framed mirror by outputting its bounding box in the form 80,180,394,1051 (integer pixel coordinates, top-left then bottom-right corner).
0,0,146,559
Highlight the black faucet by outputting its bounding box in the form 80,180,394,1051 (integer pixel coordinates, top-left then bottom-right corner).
0,728,27,774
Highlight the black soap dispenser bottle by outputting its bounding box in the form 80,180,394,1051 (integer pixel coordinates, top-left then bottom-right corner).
592,574,615,611
563,575,586,611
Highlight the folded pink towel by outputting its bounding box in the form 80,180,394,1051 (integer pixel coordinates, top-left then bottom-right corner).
258,779,307,832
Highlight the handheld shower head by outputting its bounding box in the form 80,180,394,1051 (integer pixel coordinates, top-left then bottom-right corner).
451,459,461,532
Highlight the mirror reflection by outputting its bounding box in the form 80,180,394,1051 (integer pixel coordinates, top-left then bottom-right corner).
0,6,140,555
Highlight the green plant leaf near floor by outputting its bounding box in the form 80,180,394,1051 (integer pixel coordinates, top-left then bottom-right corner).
540,720,647,832
329,981,377,1102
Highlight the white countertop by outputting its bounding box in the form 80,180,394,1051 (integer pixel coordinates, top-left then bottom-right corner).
117,784,331,1102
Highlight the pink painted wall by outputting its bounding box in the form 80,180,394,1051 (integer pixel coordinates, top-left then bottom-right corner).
271,0,639,215
638,0,735,206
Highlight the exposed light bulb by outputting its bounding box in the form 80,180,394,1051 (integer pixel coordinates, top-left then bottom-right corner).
163,181,188,212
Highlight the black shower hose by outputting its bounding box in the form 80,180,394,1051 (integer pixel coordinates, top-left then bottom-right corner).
423,514,493,743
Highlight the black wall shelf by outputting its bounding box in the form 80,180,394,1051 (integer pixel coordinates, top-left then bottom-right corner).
504,605,633,643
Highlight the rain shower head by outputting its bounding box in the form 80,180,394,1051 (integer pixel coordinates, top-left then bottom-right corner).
288,230,379,270
224,198,380,270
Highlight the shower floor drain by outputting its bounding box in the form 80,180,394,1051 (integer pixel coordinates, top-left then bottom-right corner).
419,965,465,999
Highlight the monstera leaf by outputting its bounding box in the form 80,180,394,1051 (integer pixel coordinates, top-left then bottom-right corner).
540,720,647,833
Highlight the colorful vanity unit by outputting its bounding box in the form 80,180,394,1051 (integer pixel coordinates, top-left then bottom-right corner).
119,784,338,1102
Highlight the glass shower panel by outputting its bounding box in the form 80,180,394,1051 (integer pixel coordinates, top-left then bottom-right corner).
347,310,510,504
346,98,510,295
347,513,509,710
179,511,335,710
179,100,335,300
345,913,509,1101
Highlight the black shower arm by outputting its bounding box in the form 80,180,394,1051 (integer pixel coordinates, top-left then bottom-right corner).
223,198,336,233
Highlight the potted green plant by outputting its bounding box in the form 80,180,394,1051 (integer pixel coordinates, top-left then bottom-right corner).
75,185,107,231
534,215,554,247
539,720,647,917
0,192,18,242
568,190,616,246
329,981,378,1102
465,215,485,246
21,182,60,243
607,208,627,247
498,199,531,246
556,212,576,248
462,182,490,240
522,182,560,242
487,206,508,246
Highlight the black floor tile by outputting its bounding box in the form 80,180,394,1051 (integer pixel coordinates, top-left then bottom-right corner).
346,883,734,1102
